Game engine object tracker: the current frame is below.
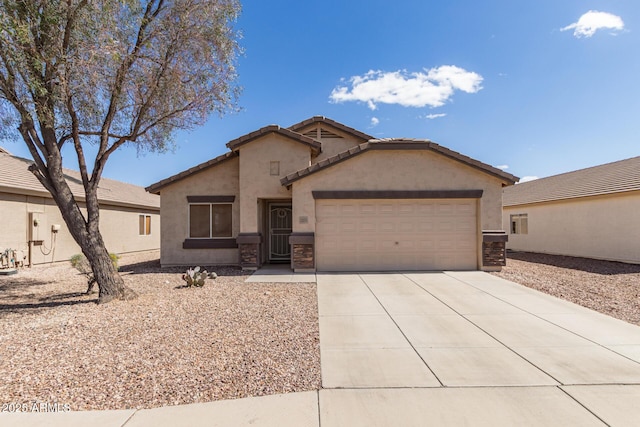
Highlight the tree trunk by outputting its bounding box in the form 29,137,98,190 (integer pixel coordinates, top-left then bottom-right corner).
82,235,137,304
39,159,138,304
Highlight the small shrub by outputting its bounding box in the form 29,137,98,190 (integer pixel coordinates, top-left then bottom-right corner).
182,266,217,287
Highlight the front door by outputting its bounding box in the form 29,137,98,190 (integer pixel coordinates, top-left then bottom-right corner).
268,203,292,263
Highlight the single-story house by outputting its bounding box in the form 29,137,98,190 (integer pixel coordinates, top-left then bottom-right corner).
0,147,160,266
146,116,518,272
503,156,640,264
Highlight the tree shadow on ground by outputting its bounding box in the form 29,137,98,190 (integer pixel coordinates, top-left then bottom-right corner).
507,251,640,275
0,277,52,293
0,298,96,315
0,274,96,316
119,258,162,274
120,257,248,277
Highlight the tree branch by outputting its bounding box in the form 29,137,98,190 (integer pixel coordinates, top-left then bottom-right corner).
92,0,165,188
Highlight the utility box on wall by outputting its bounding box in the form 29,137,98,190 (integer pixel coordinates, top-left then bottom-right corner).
29,212,46,245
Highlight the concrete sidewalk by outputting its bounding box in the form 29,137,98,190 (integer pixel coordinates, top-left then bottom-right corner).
3,271,640,426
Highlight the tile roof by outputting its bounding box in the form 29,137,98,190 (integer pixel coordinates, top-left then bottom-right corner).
0,150,159,210
288,116,373,141
280,138,518,187
226,125,321,153
145,151,237,194
503,156,640,206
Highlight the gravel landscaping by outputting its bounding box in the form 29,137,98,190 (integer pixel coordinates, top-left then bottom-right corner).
493,251,640,326
0,250,320,411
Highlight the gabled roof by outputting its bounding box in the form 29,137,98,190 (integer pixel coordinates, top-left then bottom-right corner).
503,156,640,206
288,116,373,141
145,151,238,194
0,150,159,210
281,138,519,187
226,125,321,154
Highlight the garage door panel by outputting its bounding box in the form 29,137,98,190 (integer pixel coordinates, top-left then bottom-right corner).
317,203,339,216
398,222,414,232
358,239,377,251
316,199,477,271
417,221,434,232
437,219,455,232
359,220,377,233
437,203,454,215
417,204,434,215
378,204,395,215
340,204,357,216
359,204,376,215
398,204,415,215
379,221,395,232
340,220,358,233
456,202,474,215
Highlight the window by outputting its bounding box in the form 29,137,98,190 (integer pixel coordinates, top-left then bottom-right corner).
189,203,232,238
139,215,151,235
510,214,528,235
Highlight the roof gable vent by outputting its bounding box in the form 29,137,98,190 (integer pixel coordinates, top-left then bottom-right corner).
303,128,319,139
320,128,343,139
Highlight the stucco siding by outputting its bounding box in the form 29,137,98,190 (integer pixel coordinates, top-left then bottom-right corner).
503,191,640,264
0,191,159,265
291,150,505,234
238,135,309,232
0,192,29,256
313,135,363,162
158,156,240,267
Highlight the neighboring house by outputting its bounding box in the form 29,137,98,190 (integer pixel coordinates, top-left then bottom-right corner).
503,156,640,264
146,116,517,272
0,147,160,266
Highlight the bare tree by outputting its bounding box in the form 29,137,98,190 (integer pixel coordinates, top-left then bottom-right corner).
0,0,241,303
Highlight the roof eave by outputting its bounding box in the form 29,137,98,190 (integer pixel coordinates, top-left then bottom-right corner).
281,140,519,187
226,125,321,154
145,151,238,194
0,184,159,210
288,116,373,141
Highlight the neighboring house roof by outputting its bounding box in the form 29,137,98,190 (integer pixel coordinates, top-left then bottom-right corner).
503,156,640,206
226,125,321,154
281,138,519,187
0,150,159,210
288,116,373,141
146,151,237,194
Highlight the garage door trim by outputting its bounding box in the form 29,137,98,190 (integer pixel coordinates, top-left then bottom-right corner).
312,190,483,199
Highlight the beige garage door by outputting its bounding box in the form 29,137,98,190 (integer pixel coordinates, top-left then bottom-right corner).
316,199,477,271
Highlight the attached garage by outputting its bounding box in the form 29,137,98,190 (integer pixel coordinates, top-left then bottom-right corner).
315,195,478,271
284,140,517,273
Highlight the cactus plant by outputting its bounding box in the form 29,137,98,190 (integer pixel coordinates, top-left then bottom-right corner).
182,266,217,287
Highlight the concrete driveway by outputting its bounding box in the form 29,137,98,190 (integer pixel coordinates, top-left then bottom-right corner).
318,271,640,426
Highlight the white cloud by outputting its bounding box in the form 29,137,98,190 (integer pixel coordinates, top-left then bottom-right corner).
330,66,483,110
518,176,539,183
495,165,509,170
424,113,447,120
370,117,379,126
561,10,624,38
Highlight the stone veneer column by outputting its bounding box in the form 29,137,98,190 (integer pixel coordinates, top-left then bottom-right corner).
481,230,508,271
236,233,262,270
289,233,315,272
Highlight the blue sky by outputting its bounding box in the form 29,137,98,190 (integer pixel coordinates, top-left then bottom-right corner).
4,0,639,186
